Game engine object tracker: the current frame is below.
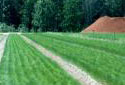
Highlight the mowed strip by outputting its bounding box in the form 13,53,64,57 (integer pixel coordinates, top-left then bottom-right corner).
0,34,2,41
0,33,9,63
21,34,102,85
24,33,125,85
0,34,79,85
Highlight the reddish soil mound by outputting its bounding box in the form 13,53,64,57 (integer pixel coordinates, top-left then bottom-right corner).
83,16,125,33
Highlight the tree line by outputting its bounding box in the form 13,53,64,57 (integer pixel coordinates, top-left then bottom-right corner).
0,0,125,32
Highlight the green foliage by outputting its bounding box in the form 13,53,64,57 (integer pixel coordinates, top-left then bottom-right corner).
62,0,84,32
84,0,125,27
21,0,36,32
32,0,56,32
0,34,80,85
0,0,125,32
104,0,123,16
0,0,22,27
52,0,64,32
18,24,28,32
0,23,15,32
25,33,125,85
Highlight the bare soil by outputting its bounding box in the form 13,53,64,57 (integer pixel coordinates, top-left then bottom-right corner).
83,16,125,33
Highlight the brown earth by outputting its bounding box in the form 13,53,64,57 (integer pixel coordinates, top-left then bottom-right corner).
83,16,125,33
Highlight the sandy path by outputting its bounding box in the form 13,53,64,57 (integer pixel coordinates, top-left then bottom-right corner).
20,34,102,85
0,33,9,63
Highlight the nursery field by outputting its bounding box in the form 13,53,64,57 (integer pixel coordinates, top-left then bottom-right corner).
0,34,79,85
24,33,125,85
52,32,125,40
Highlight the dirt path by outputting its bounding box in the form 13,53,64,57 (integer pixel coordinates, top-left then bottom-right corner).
20,34,102,85
0,33,9,63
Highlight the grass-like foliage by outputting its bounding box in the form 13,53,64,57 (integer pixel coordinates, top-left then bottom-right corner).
82,32,125,39
0,34,79,85
24,33,125,85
